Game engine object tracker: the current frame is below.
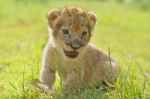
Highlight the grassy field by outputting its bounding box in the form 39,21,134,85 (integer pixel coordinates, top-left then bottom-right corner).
0,0,150,99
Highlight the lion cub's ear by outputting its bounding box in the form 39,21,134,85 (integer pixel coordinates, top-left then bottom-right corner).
46,9,61,28
87,11,97,30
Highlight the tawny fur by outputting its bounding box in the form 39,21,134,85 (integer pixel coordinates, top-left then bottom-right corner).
40,6,118,91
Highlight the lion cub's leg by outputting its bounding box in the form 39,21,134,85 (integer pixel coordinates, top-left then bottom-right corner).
40,66,56,89
39,44,57,90
94,61,118,85
63,70,81,91
104,61,118,84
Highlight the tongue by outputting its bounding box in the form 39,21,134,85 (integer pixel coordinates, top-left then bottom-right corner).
67,50,78,58
64,49,79,58
69,51,77,56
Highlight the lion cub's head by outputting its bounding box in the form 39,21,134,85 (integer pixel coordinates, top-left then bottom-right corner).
47,6,96,59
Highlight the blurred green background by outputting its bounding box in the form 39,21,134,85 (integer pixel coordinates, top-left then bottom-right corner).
0,0,150,98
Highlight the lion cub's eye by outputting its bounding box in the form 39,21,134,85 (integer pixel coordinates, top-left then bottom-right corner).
63,29,69,35
81,31,87,36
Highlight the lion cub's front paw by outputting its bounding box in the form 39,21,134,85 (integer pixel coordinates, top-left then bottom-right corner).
24,79,55,94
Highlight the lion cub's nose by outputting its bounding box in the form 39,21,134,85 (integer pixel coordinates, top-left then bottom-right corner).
70,38,81,50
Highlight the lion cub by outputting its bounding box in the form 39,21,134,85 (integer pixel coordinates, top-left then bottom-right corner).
40,6,118,91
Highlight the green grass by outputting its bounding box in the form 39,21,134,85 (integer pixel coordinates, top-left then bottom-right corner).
0,0,150,99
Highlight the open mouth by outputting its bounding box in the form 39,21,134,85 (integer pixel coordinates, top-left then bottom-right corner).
63,49,79,58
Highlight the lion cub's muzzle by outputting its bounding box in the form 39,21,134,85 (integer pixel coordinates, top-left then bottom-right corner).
64,38,84,58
